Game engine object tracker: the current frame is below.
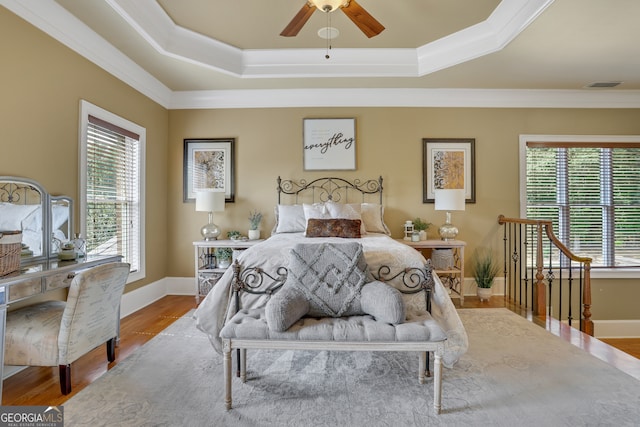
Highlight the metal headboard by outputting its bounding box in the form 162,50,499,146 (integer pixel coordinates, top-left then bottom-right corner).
0,182,40,204
276,176,383,205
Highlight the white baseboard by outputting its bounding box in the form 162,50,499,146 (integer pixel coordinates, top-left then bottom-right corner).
461,277,505,296
2,365,27,380
593,320,640,339
120,277,194,318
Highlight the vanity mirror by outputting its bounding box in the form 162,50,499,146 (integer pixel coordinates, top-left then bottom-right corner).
0,176,73,263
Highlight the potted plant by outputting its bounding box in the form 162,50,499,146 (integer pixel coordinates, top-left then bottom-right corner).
472,249,500,301
248,210,262,240
214,247,233,269
227,230,242,241
413,217,431,240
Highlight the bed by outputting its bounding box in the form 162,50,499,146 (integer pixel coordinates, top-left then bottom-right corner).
193,176,469,412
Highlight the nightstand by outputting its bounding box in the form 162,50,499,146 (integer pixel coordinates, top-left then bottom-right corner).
396,239,466,306
193,239,264,303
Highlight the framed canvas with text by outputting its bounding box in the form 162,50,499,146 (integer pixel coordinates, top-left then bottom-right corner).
303,118,356,170
423,138,475,203
183,138,235,202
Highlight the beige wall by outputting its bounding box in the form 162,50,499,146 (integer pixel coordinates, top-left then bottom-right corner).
0,9,169,292
168,108,640,321
3,7,639,321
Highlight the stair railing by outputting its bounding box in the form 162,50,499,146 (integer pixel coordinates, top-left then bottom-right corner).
497,215,593,335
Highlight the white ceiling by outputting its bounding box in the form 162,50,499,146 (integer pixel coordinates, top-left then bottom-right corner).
3,0,640,109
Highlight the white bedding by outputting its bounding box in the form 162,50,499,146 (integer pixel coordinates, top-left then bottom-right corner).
194,233,468,367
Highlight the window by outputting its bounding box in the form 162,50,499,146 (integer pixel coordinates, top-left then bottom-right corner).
520,135,640,270
79,100,145,282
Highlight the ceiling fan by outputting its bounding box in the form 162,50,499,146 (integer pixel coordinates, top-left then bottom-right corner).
280,0,385,38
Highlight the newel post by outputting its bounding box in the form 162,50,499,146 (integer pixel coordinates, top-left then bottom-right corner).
582,262,594,335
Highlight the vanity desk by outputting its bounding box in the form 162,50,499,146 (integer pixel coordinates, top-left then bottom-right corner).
0,254,121,398
1,254,122,304
0,176,123,399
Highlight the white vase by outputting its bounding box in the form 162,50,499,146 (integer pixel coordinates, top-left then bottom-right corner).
248,229,260,240
419,230,427,241
477,287,492,301
217,258,231,269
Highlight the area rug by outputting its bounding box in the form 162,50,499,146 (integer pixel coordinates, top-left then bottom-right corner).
64,308,640,426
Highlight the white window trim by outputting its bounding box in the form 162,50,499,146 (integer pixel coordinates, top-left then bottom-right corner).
519,134,640,279
78,100,146,283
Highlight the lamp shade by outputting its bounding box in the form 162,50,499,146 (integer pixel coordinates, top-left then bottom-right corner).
195,191,225,212
434,189,466,211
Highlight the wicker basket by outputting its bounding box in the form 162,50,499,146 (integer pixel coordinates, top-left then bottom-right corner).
0,230,22,276
431,248,454,270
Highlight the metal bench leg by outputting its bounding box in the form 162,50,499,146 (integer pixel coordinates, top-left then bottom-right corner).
240,348,247,383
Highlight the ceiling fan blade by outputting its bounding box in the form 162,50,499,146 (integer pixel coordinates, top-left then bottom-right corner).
280,3,316,37
341,0,385,38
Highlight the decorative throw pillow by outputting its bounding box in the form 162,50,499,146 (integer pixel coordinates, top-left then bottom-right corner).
291,242,371,317
360,203,391,234
265,242,406,332
273,204,306,234
305,218,362,238
325,201,367,235
360,280,405,325
265,288,310,332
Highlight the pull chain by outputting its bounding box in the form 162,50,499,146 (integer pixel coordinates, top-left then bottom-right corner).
325,10,332,59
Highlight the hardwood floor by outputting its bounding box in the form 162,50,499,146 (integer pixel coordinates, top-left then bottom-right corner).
2,295,197,406
2,294,638,406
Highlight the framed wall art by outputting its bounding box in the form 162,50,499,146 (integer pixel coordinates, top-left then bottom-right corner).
303,118,356,170
183,138,235,202
423,138,476,203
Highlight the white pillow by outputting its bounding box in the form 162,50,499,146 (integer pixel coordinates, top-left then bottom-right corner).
0,202,40,231
302,203,330,235
361,203,390,235
51,204,69,230
302,202,329,221
273,204,306,234
325,201,366,235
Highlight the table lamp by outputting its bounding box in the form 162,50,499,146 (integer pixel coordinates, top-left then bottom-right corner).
434,189,465,241
195,190,225,240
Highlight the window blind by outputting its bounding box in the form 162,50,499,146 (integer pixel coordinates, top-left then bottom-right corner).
85,115,141,273
525,141,640,267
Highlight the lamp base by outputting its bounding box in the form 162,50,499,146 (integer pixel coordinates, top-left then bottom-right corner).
438,211,459,241
201,222,221,241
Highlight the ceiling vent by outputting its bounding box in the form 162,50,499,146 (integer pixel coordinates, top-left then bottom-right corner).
585,81,622,88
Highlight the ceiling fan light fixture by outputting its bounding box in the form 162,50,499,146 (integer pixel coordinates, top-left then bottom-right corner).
318,27,339,39
310,0,348,13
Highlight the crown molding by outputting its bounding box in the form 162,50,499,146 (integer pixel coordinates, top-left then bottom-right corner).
0,0,172,107
169,88,640,109
417,0,553,74
3,0,640,110
105,0,555,79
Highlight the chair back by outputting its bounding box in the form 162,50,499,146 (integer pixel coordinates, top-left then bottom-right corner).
58,262,130,364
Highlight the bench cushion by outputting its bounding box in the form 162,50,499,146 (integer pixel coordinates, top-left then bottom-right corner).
220,308,446,342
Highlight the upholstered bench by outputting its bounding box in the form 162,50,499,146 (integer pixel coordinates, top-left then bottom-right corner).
219,242,448,414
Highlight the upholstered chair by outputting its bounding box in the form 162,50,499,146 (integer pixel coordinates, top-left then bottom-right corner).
4,262,130,394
